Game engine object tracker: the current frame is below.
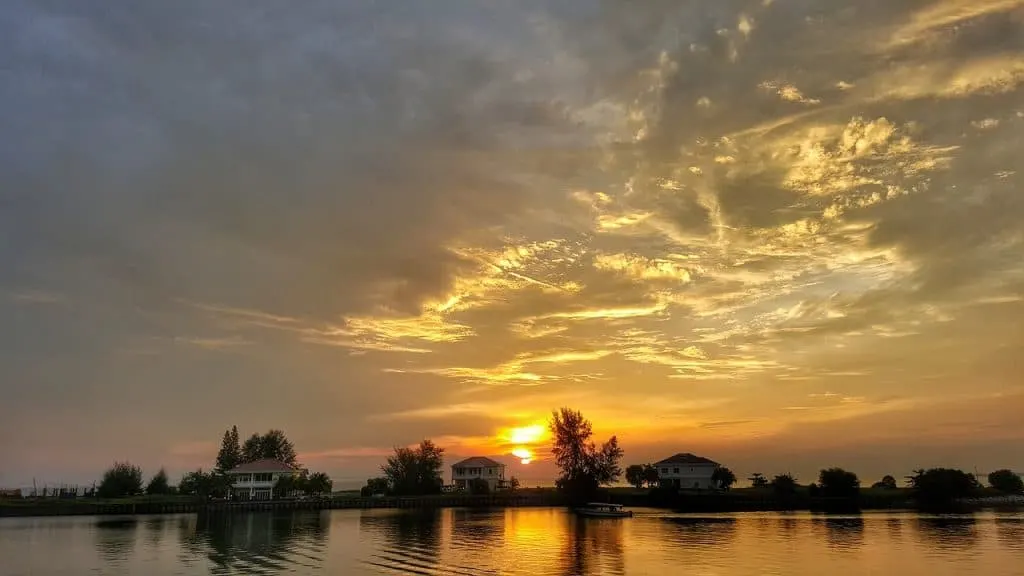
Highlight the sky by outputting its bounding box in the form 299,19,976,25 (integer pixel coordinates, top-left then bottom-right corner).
2,0,1023,491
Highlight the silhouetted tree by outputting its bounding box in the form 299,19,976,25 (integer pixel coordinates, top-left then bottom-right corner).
749,473,768,488
642,464,660,487
549,408,623,504
241,429,297,465
771,474,798,497
871,475,898,490
818,468,860,499
507,476,521,492
382,440,445,496
308,472,333,495
712,467,737,490
215,426,242,472
909,468,980,508
98,462,144,498
625,465,645,489
145,468,171,495
988,469,1024,494
178,469,231,499
361,477,390,497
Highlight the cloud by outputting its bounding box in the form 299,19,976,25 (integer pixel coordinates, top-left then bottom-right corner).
2,0,1023,487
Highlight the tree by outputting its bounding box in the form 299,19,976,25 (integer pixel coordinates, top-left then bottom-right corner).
146,468,171,495
382,439,445,496
306,472,333,496
749,473,768,488
642,464,660,488
215,426,242,472
625,465,645,489
98,462,144,498
549,408,623,504
178,469,231,499
818,468,860,499
712,467,737,491
871,475,898,490
988,469,1024,494
771,474,798,497
241,429,297,465
908,468,980,507
361,477,390,497
507,476,521,492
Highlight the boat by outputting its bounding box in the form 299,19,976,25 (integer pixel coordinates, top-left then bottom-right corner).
573,502,633,518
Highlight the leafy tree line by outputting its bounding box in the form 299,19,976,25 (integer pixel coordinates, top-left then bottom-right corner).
95,426,333,500
361,439,522,497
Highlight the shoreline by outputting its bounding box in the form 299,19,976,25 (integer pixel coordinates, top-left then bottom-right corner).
2,489,1019,519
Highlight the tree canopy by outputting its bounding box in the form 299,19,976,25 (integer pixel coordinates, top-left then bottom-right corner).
178,469,232,498
987,469,1023,494
625,465,645,489
145,468,171,495
712,467,737,490
908,468,980,508
749,472,768,488
98,462,144,498
871,475,898,490
771,473,798,497
241,429,297,465
819,468,860,499
549,408,623,503
215,426,242,472
381,440,445,496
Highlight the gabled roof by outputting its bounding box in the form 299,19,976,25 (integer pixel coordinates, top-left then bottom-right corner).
654,453,718,466
451,456,504,468
227,459,296,473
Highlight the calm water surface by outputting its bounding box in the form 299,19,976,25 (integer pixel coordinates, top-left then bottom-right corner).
2,508,1023,575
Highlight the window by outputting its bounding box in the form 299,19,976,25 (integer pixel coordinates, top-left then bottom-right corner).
661,468,668,474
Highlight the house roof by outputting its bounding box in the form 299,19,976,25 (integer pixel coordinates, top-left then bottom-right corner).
227,459,295,473
451,456,504,468
653,453,719,466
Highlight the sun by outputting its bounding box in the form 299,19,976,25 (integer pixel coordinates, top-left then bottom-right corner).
511,447,533,464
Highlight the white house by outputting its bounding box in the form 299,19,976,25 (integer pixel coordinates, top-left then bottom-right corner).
654,453,719,490
226,459,296,501
451,457,506,492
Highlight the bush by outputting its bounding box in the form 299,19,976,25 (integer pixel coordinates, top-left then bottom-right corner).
819,468,860,500
987,470,1023,494
908,468,980,508
98,462,144,498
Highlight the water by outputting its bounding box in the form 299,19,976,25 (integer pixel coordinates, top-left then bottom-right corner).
2,508,1023,575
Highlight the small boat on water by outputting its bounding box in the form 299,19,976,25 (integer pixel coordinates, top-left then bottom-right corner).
573,503,633,518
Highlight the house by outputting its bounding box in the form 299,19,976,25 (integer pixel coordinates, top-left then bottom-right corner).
654,453,719,490
451,457,506,492
226,459,296,501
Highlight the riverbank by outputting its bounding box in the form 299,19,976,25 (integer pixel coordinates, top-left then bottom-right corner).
3,487,1019,518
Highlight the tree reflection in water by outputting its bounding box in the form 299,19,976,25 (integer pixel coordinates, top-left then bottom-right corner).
93,517,139,564
179,511,328,575
559,516,626,576
358,509,443,574
916,515,978,552
995,516,1024,551
661,516,738,548
815,516,865,551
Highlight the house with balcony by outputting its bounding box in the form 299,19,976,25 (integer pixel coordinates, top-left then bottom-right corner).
654,453,719,490
226,459,297,500
451,457,506,492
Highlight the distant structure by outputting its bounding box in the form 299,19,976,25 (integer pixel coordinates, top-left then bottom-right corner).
225,459,296,501
653,453,719,490
451,457,506,493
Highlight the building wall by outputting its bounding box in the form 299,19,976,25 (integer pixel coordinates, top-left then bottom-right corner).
229,471,292,500
657,464,717,490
